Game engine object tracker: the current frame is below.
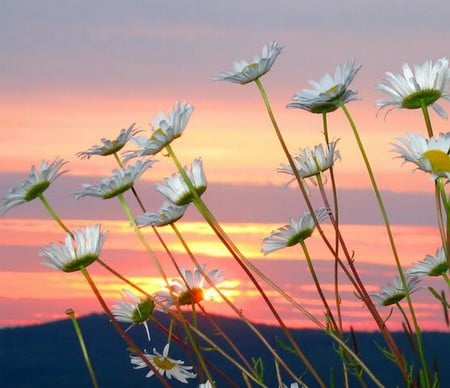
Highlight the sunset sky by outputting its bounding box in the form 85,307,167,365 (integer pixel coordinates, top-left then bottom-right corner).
1,0,450,332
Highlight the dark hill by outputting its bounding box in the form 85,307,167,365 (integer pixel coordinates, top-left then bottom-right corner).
0,312,448,387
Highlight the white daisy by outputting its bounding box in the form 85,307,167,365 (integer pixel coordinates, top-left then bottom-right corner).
75,159,154,199
214,41,282,84
130,343,196,383
407,247,449,277
155,158,207,206
123,102,193,162
40,224,107,272
76,123,140,159
376,58,450,119
278,140,340,182
286,60,361,113
112,289,156,341
371,276,421,307
261,208,330,254
392,132,450,179
156,264,224,306
1,158,68,215
136,200,188,227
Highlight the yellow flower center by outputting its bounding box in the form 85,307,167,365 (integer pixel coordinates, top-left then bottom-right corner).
325,84,339,95
153,356,176,370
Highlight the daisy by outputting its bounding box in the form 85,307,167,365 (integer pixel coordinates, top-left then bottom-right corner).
261,208,330,254
371,275,421,307
392,132,450,179
130,343,196,383
278,140,340,182
40,224,107,272
156,264,224,306
155,158,207,206
1,158,68,215
407,246,449,277
214,41,282,84
112,289,156,341
136,200,189,227
376,58,450,119
76,123,140,159
286,60,361,113
123,102,193,162
75,159,154,199
283,383,301,388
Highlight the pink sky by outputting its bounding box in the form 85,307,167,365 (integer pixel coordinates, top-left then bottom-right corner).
1,1,450,332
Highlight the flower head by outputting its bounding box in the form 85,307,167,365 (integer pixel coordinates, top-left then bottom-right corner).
214,41,282,84
112,289,156,341
287,60,361,113
40,224,107,272
199,381,215,388
136,200,188,227
261,208,330,254
278,140,340,182
392,132,450,179
376,58,450,119
123,102,193,162
77,123,140,159
1,158,68,215
371,275,421,306
130,343,196,383
156,264,224,306
407,247,449,277
75,159,154,199
155,158,207,206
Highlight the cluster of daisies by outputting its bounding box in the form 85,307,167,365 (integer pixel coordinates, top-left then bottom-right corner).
216,43,450,308
1,40,450,385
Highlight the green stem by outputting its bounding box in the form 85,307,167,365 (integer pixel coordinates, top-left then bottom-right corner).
300,241,338,331
420,103,434,138
80,266,169,387
66,308,99,388
340,101,428,387
38,193,73,238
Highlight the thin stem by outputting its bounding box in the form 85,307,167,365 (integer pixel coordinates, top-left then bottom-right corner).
300,241,338,331
66,308,99,388
340,101,427,386
420,103,434,138
38,193,73,238
80,266,169,387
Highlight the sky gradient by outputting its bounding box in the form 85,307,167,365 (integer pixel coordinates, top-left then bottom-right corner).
1,1,450,332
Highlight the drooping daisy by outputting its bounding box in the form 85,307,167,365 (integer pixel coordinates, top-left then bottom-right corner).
136,200,189,227
123,102,194,162
286,60,361,113
130,343,197,383
40,224,107,272
76,123,140,159
392,132,450,179
112,289,156,341
155,158,207,206
214,41,282,84
376,58,450,119
1,158,68,215
261,208,330,255
156,264,224,306
371,275,421,307
278,140,340,182
406,246,449,277
75,159,154,199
